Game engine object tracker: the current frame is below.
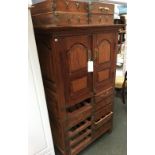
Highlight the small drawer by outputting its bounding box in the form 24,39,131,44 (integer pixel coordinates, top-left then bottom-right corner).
89,14,113,25
95,87,113,103
67,101,92,128
68,119,92,138
53,0,88,13
95,95,113,112
89,2,114,14
93,118,112,140
94,105,113,122
94,112,113,129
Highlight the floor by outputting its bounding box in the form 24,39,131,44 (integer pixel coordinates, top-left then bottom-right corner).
55,90,127,155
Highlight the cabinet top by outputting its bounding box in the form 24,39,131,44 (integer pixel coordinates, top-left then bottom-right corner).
34,24,125,34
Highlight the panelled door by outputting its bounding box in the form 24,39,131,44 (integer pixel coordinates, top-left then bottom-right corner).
93,32,117,93
58,35,93,106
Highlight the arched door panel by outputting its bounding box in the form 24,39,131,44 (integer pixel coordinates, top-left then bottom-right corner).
58,35,93,106
93,32,116,93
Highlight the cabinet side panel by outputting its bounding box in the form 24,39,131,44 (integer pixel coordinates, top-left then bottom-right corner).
35,34,66,152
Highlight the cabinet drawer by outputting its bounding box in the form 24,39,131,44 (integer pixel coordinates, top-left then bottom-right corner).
95,95,113,112
89,2,114,14
89,14,113,25
93,117,112,140
95,87,113,103
54,0,88,13
94,112,113,129
94,105,113,121
32,12,88,27
67,101,92,128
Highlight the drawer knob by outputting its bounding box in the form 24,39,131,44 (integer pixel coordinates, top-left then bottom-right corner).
76,2,80,9
104,7,110,11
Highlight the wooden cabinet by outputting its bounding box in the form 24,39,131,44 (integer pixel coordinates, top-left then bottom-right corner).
34,25,122,155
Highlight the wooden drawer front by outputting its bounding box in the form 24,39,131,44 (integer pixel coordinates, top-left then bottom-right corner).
95,87,113,103
93,118,112,140
89,3,114,14
89,14,113,25
53,0,88,13
67,101,92,128
95,95,113,112
94,112,113,129
32,12,88,27
94,104,112,122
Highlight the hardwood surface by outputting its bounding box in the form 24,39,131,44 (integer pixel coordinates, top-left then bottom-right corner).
34,24,123,155
31,1,124,154
31,0,114,27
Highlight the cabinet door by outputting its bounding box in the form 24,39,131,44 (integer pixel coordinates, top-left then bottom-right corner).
56,35,93,106
93,32,116,93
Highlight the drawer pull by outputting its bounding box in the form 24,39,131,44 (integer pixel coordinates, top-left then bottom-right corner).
95,112,113,125
99,6,110,12
104,7,110,11
100,91,109,97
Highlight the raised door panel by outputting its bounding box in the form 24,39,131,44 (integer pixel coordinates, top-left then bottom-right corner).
56,35,93,106
68,44,87,73
98,40,111,64
93,32,116,93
